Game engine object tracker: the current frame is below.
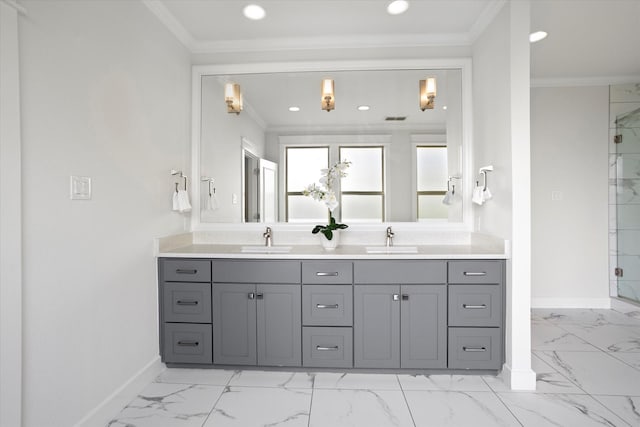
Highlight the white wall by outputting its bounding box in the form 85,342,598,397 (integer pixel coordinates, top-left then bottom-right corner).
0,2,23,426
531,86,610,307
472,1,536,390
18,1,191,425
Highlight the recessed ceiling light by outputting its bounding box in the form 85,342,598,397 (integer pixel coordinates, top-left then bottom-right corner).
243,4,266,20
442,106,447,110
387,0,409,15
529,31,548,43
357,105,370,111
288,106,300,112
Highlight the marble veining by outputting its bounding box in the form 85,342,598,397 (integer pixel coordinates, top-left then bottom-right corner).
110,307,640,427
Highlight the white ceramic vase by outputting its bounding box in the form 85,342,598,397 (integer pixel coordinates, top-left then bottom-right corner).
320,232,340,251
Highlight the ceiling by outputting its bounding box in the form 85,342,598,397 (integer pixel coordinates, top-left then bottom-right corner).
147,0,640,81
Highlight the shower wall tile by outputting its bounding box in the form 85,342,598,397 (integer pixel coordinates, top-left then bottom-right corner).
609,280,618,296
610,83,640,103
618,256,640,280
610,102,640,129
617,204,640,229
609,230,617,256
618,281,640,301
617,230,640,255
617,154,640,178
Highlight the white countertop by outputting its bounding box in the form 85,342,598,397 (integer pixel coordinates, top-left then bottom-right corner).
157,243,508,259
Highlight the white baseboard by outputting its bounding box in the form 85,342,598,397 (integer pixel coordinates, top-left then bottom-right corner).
501,363,536,390
73,356,165,427
531,298,612,309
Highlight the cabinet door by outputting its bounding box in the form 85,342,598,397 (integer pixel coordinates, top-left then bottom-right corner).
256,284,302,367
213,283,257,365
400,284,447,369
354,285,400,368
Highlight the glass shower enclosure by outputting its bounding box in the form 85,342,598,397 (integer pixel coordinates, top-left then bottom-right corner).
611,83,640,303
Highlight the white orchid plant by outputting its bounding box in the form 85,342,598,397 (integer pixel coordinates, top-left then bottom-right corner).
302,160,351,240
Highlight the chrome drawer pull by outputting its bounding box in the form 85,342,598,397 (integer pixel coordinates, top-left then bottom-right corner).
316,345,339,351
462,304,487,309
463,346,487,352
176,269,197,275
316,304,339,309
463,271,487,276
177,340,199,347
316,272,339,276
176,300,199,306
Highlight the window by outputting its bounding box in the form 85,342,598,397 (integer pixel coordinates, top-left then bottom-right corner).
284,144,386,223
416,145,448,220
340,146,384,222
285,147,328,222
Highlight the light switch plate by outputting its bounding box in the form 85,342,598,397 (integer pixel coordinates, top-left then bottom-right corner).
70,176,91,200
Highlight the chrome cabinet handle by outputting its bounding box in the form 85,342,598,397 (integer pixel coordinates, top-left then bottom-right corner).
462,304,487,309
316,304,339,309
176,269,197,274
463,346,487,352
392,294,400,301
316,345,339,351
177,340,199,347
316,272,338,276
463,272,487,276
256,293,264,300
248,292,255,300
401,294,409,301
176,300,198,306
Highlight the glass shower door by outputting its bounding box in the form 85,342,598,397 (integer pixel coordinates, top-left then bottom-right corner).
614,86,640,303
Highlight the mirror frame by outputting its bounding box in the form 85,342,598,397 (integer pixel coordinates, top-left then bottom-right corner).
191,58,473,232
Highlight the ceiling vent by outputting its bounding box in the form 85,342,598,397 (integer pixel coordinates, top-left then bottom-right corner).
385,116,407,121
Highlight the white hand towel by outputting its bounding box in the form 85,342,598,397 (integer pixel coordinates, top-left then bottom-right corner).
442,190,453,205
172,191,179,211
472,185,484,205
482,187,493,203
205,189,219,211
177,190,192,213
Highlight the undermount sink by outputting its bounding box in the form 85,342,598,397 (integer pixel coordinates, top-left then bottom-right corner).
366,246,418,254
241,246,292,254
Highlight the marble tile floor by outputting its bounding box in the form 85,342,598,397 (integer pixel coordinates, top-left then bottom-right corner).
109,308,640,426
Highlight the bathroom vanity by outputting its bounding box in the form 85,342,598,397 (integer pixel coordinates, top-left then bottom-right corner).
157,244,506,372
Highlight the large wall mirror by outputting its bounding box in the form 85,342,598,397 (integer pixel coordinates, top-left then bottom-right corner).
192,60,472,228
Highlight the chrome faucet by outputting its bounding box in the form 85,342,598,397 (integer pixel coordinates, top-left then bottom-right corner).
263,227,272,247
385,226,395,247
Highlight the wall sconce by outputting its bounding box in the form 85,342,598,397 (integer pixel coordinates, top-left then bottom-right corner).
321,79,335,112
224,83,243,115
419,77,437,111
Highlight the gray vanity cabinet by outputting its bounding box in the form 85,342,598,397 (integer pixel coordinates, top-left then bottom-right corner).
211,260,302,367
353,261,448,369
353,284,447,368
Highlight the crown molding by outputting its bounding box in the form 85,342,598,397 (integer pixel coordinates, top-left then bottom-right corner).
531,75,640,88
192,33,472,54
141,0,196,51
468,0,506,43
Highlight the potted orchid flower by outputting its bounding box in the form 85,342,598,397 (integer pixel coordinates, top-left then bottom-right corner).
302,160,350,250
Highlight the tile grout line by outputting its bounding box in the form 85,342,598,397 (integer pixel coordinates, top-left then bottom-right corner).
198,370,239,427
395,374,418,427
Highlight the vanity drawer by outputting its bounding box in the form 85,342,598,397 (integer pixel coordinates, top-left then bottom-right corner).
302,261,353,284
161,259,211,283
303,327,353,368
163,283,212,323
302,285,353,326
448,327,502,370
163,323,212,364
212,260,300,284
448,285,501,327
448,261,503,284
354,260,446,284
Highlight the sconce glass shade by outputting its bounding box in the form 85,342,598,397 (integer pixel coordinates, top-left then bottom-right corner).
321,79,335,112
419,77,437,111
225,83,243,114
